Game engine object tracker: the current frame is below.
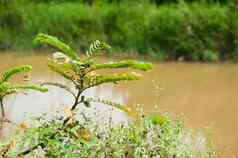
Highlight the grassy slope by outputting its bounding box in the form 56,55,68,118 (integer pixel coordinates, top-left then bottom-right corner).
0,1,238,62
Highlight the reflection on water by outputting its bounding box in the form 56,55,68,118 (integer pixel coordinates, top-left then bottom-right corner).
0,52,237,157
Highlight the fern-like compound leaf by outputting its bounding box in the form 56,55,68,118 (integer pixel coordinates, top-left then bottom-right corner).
50,53,86,74
86,40,111,57
0,65,32,83
0,84,47,97
85,97,131,113
84,73,141,90
34,33,79,60
91,60,152,71
13,85,48,93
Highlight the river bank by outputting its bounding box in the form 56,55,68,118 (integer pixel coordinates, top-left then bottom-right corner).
1,1,238,62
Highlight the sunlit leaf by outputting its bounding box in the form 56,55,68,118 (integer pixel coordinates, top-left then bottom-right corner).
0,65,32,83
34,33,79,60
91,60,152,71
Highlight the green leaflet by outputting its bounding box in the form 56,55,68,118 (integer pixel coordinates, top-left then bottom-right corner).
0,65,32,83
0,82,11,92
0,82,16,97
149,115,170,126
91,60,153,71
84,73,140,90
0,85,47,97
86,40,111,57
34,33,79,60
0,66,48,97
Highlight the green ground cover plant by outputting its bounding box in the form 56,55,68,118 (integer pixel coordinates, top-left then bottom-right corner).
0,34,215,157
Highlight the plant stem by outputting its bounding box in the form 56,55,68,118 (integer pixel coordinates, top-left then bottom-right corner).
17,90,82,156
17,143,43,157
71,90,81,111
0,98,5,129
63,76,85,126
17,76,85,156
63,90,82,126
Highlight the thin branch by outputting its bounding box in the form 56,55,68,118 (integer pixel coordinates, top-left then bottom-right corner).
17,77,85,156
71,90,82,111
62,90,82,127
0,98,5,129
70,75,85,111
16,90,82,156
80,112,90,122
41,82,76,98
17,143,43,157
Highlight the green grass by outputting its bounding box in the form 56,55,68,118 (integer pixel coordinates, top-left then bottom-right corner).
1,1,238,62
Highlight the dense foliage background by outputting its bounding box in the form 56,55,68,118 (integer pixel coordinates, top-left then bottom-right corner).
1,0,238,61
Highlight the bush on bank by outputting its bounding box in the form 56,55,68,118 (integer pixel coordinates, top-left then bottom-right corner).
0,113,215,158
1,0,238,62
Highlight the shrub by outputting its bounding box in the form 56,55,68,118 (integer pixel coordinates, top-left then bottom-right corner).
6,33,150,157
0,0,22,29
21,3,103,50
0,0,25,49
0,65,48,128
0,111,215,157
0,34,215,157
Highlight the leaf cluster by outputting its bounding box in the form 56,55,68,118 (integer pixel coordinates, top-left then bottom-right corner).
35,33,152,112
0,65,48,98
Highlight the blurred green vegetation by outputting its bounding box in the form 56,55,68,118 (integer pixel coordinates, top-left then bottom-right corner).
1,0,238,62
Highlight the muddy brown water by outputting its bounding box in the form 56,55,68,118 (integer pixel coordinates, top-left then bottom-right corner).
0,52,237,157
